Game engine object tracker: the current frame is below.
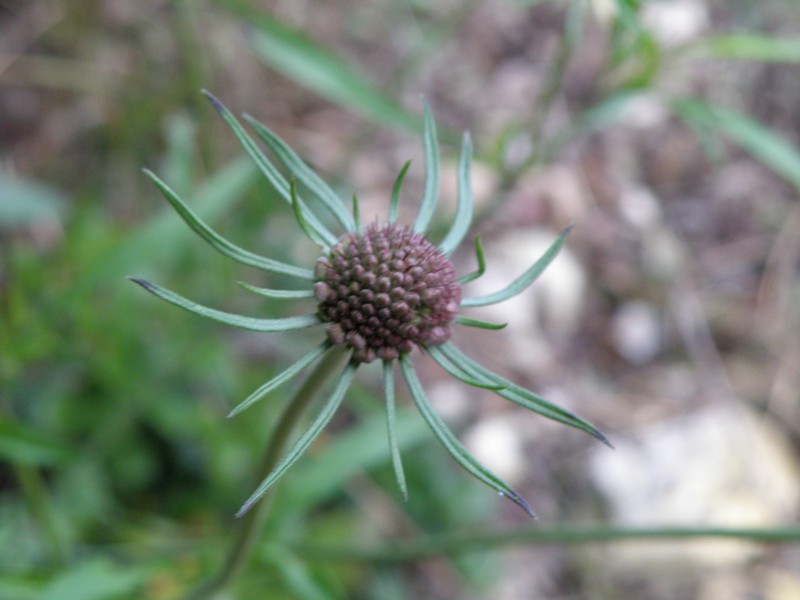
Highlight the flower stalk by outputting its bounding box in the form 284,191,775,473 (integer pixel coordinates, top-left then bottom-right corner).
186,345,349,599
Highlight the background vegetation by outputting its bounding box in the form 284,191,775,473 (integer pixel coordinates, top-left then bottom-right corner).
2,0,800,598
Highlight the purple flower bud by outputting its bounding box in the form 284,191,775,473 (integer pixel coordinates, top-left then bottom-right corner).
314,223,461,363
314,282,333,302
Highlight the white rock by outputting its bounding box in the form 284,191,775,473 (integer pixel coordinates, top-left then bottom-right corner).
619,186,662,230
765,570,800,600
426,379,472,422
464,416,526,485
642,227,686,280
619,94,670,130
642,0,709,46
590,405,800,568
610,300,663,365
590,0,618,24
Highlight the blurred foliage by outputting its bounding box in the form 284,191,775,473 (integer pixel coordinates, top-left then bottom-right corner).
2,0,799,598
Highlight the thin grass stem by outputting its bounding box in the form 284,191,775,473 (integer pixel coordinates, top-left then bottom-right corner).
292,524,800,563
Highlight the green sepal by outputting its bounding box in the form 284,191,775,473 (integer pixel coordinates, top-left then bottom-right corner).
290,179,328,248
426,346,505,391
228,342,330,418
127,277,321,332
439,132,473,257
457,236,486,285
454,315,508,330
383,361,408,501
399,355,535,518
389,160,411,224
412,100,440,235
439,342,611,447
243,113,356,232
351,193,361,233
201,90,337,246
142,169,313,280
237,282,315,299
461,226,572,308
236,362,358,516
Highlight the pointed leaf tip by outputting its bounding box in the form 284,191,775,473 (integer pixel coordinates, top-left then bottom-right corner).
235,501,254,518
127,276,151,289
439,342,611,446
201,89,226,114
593,428,614,449
399,355,533,517
461,226,573,308
503,490,537,519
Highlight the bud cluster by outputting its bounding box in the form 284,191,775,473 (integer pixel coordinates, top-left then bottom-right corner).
314,223,461,363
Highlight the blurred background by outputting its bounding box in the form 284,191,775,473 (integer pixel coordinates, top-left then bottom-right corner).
2,0,800,598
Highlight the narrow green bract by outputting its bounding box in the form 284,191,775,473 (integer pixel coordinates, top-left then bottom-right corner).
412,101,440,234
457,236,486,285
237,282,315,299
202,89,337,247
383,361,408,501
461,225,573,308
399,355,534,518
438,132,473,257
228,342,330,418
128,278,320,333
143,169,313,279
236,362,357,517
244,114,356,232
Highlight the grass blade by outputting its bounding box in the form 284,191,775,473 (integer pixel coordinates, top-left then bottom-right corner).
0,421,75,466
226,3,418,130
671,98,800,192
694,34,800,63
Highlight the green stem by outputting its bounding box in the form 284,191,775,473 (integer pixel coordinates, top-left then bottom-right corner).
3,242,67,566
525,1,581,167
186,345,348,599
171,0,215,169
14,464,68,565
475,2,583,228
291,524,800,563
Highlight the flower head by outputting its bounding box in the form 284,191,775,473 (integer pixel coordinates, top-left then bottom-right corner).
129,91,609,518
316,222,461,362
